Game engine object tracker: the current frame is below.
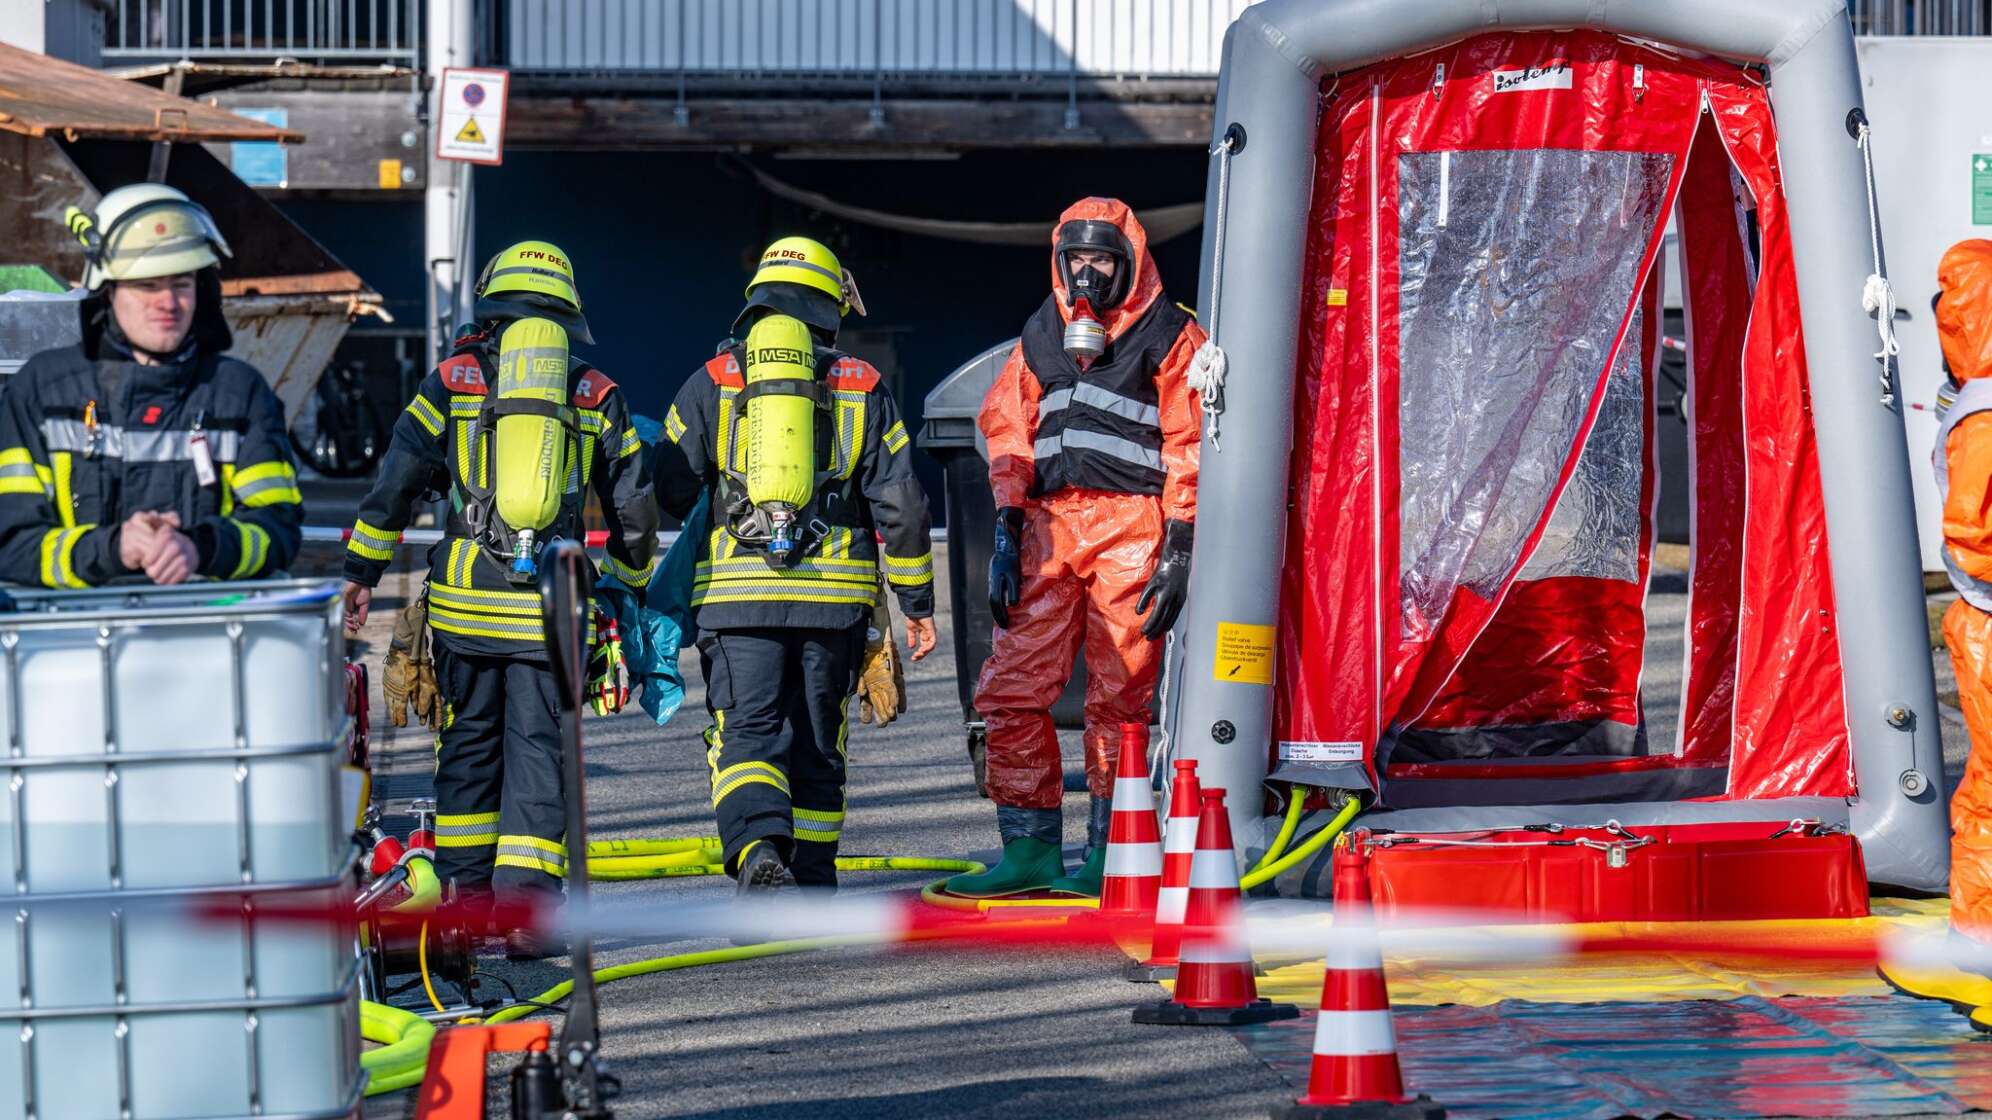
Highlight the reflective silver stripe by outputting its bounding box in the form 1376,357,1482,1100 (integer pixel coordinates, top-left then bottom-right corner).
39,420,241,462
763,257,842,286
0,462,37,479
1073,382,1161,426
232,472,296,502
495,842,567,870
433,821,498,838
1934,377,1992,611
1036,384,1159,426
1033,429,1163,472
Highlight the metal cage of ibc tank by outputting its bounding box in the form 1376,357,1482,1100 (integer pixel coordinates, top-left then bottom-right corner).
0,580,361,1120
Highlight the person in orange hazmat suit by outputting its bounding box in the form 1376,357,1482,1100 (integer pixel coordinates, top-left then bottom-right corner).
943,197,1207,899
1938,239,1992,945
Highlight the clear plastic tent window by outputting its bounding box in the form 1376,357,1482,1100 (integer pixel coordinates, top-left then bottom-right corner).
1396,149,1674,638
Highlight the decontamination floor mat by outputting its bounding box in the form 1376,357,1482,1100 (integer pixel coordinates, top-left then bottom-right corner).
1243,898,1951,1007
1237,995,1992,1119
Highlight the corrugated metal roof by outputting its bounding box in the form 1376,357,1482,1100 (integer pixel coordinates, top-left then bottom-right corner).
0,43,303,143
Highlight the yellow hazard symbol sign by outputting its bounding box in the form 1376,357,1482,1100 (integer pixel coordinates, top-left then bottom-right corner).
454,117,487,145
1212,622,1275,685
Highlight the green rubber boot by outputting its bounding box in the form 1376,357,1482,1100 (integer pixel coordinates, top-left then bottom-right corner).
1048,845,1107,898
944,837,1065,898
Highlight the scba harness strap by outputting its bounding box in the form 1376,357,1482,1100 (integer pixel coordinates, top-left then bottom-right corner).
708,343,864,564
442,340,609,578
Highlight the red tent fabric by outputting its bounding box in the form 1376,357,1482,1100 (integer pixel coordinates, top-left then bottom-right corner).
1273,30,1851,805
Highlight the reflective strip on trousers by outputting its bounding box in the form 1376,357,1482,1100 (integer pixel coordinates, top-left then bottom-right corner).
1036,383,1162,427
1032,428,1163,472
435,813,501,847
794,807,844,843
495,836,567,873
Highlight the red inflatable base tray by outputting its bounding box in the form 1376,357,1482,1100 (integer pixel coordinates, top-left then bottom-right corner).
1361,822,1869,922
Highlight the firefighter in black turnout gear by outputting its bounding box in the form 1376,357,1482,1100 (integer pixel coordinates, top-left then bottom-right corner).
655,236,937,893
0,185,303,589
341,241,657,958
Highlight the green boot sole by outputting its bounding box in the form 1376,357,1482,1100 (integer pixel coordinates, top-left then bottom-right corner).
1048,847,1106,898
945,837,1066,898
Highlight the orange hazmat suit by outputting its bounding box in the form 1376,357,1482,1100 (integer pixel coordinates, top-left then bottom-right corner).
1936,238,1992,940
973,197,1207,814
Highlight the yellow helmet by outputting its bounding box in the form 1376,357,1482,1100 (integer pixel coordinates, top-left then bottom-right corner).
474,240,593,344
740,237,864,335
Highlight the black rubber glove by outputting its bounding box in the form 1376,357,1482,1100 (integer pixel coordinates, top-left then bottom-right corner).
988,505,1024,629
1136,519,1193,640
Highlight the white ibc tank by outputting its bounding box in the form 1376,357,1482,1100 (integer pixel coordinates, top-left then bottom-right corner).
0,581,360,1119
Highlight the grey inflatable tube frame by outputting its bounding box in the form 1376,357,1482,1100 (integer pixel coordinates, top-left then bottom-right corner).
1166,0,1949,892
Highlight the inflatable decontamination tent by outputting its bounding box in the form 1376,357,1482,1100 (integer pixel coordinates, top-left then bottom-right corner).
1168,0,1951,898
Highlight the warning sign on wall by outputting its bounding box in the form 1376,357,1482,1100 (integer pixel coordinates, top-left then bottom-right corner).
1212,622,1275,685
436,67,509,166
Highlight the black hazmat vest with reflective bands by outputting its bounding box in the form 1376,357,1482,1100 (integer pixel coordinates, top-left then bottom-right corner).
1019,294,1190,498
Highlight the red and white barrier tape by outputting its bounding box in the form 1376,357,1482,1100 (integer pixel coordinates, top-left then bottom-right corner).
300,527,947,547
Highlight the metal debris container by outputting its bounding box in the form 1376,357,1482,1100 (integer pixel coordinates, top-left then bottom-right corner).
0,580,362,1119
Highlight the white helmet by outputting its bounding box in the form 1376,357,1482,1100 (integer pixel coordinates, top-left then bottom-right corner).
64,184,232,291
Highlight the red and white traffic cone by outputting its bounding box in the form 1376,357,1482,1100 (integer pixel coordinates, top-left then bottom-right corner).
1100,723,1162,920
1133,787,1298,1026
1126,758,1201,982
1272,843,1443,1119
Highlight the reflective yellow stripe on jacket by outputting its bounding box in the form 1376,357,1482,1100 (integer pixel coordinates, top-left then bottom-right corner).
37,524,93,589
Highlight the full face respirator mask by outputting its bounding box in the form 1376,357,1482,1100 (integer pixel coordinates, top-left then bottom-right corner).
1055,219,1132,368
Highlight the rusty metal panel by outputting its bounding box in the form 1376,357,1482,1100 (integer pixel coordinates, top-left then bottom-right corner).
0,42,302,142
224,295,358,423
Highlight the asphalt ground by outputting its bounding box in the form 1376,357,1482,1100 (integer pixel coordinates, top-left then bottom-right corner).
311,488,1976,1120
330,526,1297,1119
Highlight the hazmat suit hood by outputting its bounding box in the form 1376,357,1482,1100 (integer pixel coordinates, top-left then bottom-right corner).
1939,239,1992,383
1049,197,1162,341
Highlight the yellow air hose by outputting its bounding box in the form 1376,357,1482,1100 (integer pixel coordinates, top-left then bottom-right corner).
360,999,436,1096
1238,796,1363,892
1251,787,1309,873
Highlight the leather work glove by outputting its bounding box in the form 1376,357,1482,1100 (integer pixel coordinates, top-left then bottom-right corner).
588,608,630,716
988,506,1024,629
1136,519,1194,641
858,596,906,726
384,593,442,728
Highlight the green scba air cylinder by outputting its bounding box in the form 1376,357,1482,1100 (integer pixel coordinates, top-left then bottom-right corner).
743,313,817,557
494,316,571,578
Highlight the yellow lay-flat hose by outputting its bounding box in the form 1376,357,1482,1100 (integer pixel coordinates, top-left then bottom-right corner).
1251,788,1308,874
360,999,436,1096
1238,797,1362,892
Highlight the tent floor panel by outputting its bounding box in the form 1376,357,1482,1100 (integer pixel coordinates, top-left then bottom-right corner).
1237,994,1992,1119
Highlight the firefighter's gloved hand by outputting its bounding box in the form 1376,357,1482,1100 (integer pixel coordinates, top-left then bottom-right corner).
988,506,1024,629
858,598,906,725
1136,519,1193,641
